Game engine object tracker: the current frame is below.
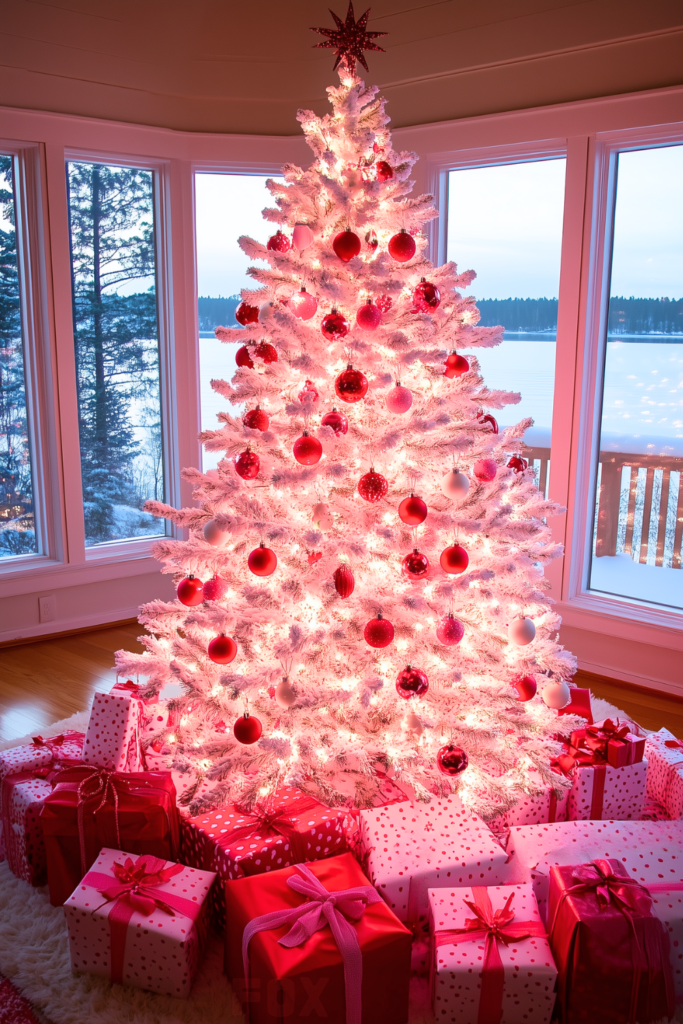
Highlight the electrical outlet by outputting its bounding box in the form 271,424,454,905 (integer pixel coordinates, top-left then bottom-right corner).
39,594,56,623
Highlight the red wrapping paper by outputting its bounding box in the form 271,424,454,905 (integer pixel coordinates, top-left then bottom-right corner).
558,687,593,725
40,765,179,906
225,852,412,1024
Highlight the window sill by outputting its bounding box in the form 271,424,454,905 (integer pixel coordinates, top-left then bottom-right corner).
84,535,166,564
0,551,164,599
558,590,683,650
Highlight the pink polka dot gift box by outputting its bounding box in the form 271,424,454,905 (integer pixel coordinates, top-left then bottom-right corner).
645,728,683,819
0,731,84,815
82,683,147,773
64,847,216,998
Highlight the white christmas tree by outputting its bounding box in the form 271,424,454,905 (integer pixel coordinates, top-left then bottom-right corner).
116,15,579,819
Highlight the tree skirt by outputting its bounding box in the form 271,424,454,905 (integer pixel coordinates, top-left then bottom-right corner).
0,975,44,1024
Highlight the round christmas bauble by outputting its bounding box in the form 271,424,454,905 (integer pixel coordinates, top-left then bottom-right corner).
440,544,469,575
293,432,322,466
398,494,427,526
321,310,350,342
513,675,537,702
248,543,277,577
376,295,393,314
203,519,230,547
402,548,430,579
437,744,469,776
275,677,297,709
364,614,394,648
259,302,276,324
376,160,394,181
413,279,441,312
233,713,262,744
267,230,290,252
203,575,228,602
333,230,361,263
508,455,528,473
235,345,254,369
473,459,497,483
335,365,368,403
235,301,259,326
292,223,314,251
243,406,269,431
358,470,388,503
365,229,379,251
208,635,237,665
441,468,470,499
508,616,536,646
396,665,429,699
436,614,464,646
388,229,416,263
321,408,348,436
406,711,424,737
444,352,470,378
386,384,413,414
333,564,355,599
542,680,571,710
177,575,204,606
235,449,260,480
356,300,382,331
298,380,319,407
479,413,499,434
254,340,278,364
290,288,318,321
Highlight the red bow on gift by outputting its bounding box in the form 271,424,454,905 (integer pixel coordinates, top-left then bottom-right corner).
32,734,64,747
218,796,322,860
97,855,183,916
664,738,683,751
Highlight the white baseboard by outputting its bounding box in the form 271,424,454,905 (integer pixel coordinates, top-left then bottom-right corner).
578,657,683,698
0,605,142,645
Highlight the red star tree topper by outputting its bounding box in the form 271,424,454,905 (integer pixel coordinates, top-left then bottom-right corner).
311,3,386,73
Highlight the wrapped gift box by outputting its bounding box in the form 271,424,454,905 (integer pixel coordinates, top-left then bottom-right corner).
64,847,215,998
488,768,570,831
3,772,52,884
566,759,647,820
646,728,683,819
358,796,509,923
41,765,180,906
429,882,557,1024
557,686,593,725
0,731,84,814
82,683,149,773
225,851,412,1024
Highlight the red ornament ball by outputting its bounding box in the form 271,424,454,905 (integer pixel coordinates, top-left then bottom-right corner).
233,713,262,745
440,544,469,575
386,384,413,414
444,352,470,378
321,408,348,436
376,295,393,314
356,300,382,331
177,575,204,607
243,407,269,431
513,675,538,702
235,345,254,369
267,230,290,253
293,432,323,466
333,564,355,599
474,459,497,483
248,543,277,577
333,230,361,262
235,449,260,480
396,666,429,699
203,575,228,601
436,614,464,646
358,470,388,503
508,455,529,473
376,160,394,181
208,635,237,665
335,365,368,403
290,288,318,321
402,548,430,579
388,230,416,263
235,302,259,326
255,341,278,364
398,494,427,526
437,744,469,776
321,310,350,342
298,379,319,406
479,413,499,434
364,614,394,648
413,279,441,312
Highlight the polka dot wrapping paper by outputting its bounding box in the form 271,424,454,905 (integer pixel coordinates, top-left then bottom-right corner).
566,758,648,821
0,732,84,815
646,728,683,819
82,689,146,773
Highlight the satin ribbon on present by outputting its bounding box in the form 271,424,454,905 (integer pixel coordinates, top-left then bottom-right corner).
432,888,546,1024
32,734,65,748
553,737,608,818
213,795,325,863
242,862,383,1024
88,854,202,984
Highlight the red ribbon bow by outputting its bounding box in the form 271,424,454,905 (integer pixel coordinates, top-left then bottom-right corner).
216,796,322,861
32,734,64,748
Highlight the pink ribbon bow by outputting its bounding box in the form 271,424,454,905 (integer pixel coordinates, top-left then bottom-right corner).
32,734,64,748
242,863,383,1024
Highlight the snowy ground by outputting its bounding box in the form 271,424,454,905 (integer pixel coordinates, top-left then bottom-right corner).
590,552,682,608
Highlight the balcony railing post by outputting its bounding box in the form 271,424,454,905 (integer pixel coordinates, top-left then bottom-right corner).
595,457,621,558
655,470,670,567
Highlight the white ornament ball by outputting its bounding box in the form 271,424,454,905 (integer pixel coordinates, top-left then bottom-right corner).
441,469,470,499
275,678,297,709
259,302,276,323
406,711,424,737
542,680,571,710
203,519,230,547
292,223,313,251
508,616,537,645
312,501,333,532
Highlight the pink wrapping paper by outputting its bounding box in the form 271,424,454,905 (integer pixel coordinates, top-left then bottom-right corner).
0,732,83,814
82,688,147,772
429,883,557,1024
488,769,570,830
3,774,52,884
566,758,647,820
358,796,509,923
64,847,216,998
646,728,683,819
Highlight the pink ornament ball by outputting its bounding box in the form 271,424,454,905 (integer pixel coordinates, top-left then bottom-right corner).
364,614,394,648
356,300,382,331
208,635,237,665
235,345,254,369
358,470,388,503
233,713,262,744
508,616,536,646
235,449,260,480
386,384,413,414
441,468,470,499
473,459,497,483
542,680,571,710
290,288,318,321
402,548,429,579
292,223,314,250
440,544,469,575
293,433,322,466
376,160,394,181
398,494,427,526
267,230,290,253
333,230,361,263
321,408,349,436
396,666,429,699
436,614,464,646
335,366,368,403
235,302,259,326
248,543,277,577
203,575,228,601
243,407,269,431
388,230,416,263
321,310,350,342
513,675,537,702
333,564,355,599
255,341,278,364
177,575,204,607
413,279,441,312
437,744,468,776
444,352,470,378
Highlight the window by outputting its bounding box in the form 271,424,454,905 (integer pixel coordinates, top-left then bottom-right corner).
66,161,164,547
0,154,36,560
590,144,683,611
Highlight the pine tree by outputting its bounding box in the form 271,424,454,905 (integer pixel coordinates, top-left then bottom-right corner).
117,66,578,819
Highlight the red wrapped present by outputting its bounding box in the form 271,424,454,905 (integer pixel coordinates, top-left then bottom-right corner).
558,720,647,821
548,858,675,1024
182,786,355,931
557,686,593,724
82,681,153,773
41,765,179,906
570,718,644,769
225,852,412,1024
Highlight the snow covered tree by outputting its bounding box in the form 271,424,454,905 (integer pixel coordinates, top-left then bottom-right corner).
116,53,579,820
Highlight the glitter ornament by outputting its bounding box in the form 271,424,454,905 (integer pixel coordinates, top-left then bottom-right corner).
203,575,228,601
321,310,350,342
290,288,318,321
398,494,427,526
386,383,413,414
376,160,393,181
292,224,314,250
542,679,571,710
440,544,469,575
356,300,382,331
321,408,349,436
208,635,237,665
248,543,277,577
444,351,470,378
235,449,260,480
365,229,378,251
293,432,323,466
479,413,499,434
235,345,254,369
358,469,388,503
436,614,464,646
396,666,429,699
508,455,529,473
364,613,394,648
313,502,333,531
333,564,355,598
275,677,297,709
203,519,230,547
335,365,368,403
402,548,429,579
376,294,393,313
235,302,259,326
333,230,361,262
412,278,440,312
255,340,278,364
233,711,262,745
437,744,468,776
508,616,536,646
441,468,470,499
474,459,497,483
267,230,290,252
243,407,269,431
513,675,537,702
177,575,203,607
388,229,416,263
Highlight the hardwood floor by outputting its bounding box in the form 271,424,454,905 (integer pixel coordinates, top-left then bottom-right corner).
0,622,681,742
